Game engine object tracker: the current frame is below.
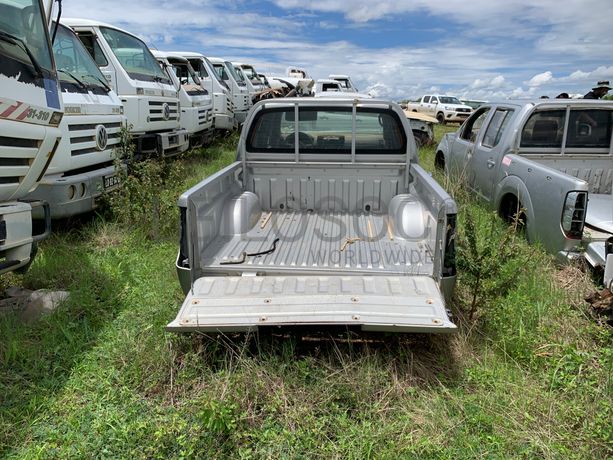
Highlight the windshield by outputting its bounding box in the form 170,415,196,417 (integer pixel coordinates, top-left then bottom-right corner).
241,65,261,83
226,61,246,84
336,79,349,88
168,59,199,85
440,96,462,104
188,58,208,79
168,59,206,95
99,26,171,84
0,0,54,74
213,62,229,81
53,23,109,93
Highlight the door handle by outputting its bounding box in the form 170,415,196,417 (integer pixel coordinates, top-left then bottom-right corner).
487,159,496,168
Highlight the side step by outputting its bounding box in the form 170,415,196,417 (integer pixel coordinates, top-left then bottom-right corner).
168,275,456,333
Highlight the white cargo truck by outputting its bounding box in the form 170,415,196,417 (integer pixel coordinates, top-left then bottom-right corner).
233,62,266,96
175,52,235,131
152,50,213,149
25,21,125,218
208,57,251,124
64,18,189,157
0,0,63,274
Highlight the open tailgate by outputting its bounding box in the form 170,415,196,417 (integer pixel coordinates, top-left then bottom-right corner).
167,275,456,333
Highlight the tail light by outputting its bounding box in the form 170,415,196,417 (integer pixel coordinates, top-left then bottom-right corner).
561,191,587,239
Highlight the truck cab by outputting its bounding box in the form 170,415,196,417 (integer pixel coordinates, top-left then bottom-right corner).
0,0,63,273
169,98,457,333
25,21,125,219
329,74,358,93
208,57,251,124
64,18,189,157
152,51,213,149
314,79,342,95
233,62,266,96
174,52,235,131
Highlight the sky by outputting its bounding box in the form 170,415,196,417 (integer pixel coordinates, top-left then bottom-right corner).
62,0,613,101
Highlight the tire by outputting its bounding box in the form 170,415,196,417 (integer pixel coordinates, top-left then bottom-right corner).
436,112,446,125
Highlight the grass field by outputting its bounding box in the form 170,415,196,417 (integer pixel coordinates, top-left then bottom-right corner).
0,126,611,459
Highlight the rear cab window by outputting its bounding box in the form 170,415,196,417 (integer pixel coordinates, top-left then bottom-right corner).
520,108,613,152
247,107,406,155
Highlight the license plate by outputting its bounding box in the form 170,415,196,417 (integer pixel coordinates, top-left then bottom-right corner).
103,174,120,189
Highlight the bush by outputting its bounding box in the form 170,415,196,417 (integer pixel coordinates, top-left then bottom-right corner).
103,127,187,240
456,206,528,321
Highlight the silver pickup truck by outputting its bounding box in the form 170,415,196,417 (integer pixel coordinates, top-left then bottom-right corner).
435,99,613,264
168,98,458,333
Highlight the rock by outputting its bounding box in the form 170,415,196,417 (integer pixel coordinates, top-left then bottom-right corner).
4,286,32,298
20,290,70,323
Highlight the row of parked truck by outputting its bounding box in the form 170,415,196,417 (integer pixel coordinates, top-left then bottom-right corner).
0,0,296,276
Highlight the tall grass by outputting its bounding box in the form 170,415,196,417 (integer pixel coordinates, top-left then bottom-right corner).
0,128,610,459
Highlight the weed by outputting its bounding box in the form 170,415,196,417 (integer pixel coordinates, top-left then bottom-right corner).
103,126,188,240
456,207,528,321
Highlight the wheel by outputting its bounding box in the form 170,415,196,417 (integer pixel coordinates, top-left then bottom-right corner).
436,112,446,125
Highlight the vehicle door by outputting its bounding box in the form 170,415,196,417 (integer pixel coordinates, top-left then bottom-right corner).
428,96,439,116
75,29,118,91
421,95,431,112
470,107,515,202
448,106,491,179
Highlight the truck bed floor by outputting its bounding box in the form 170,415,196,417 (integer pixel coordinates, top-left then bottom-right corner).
201,211,433,275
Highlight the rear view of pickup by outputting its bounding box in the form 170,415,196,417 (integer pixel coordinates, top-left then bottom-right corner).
168,98,457,333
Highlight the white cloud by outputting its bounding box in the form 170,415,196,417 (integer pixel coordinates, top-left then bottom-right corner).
61,0,613,100
470,75,506,90
526,71,553,87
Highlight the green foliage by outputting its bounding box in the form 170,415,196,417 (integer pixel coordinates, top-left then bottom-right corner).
456,207,528,320
103,126,188,240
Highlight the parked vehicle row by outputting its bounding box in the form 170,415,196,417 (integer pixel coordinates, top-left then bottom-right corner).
0,1,264,276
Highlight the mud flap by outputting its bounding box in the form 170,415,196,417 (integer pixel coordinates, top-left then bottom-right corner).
167,275,456,333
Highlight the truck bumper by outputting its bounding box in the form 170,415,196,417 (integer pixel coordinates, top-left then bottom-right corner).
27,164,124,219
213,113,235,131
445,112,471,123
0,200,50,275
234,110,249,125
134,129,189,157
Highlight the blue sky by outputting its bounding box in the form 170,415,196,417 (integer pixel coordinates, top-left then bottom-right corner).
64,0,613,100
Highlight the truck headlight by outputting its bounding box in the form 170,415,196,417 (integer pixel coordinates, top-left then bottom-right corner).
49,111,63,126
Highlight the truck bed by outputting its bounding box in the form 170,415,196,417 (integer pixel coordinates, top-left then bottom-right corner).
201,210,432,275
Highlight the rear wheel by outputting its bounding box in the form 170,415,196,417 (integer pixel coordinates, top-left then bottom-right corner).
499,194,526,230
